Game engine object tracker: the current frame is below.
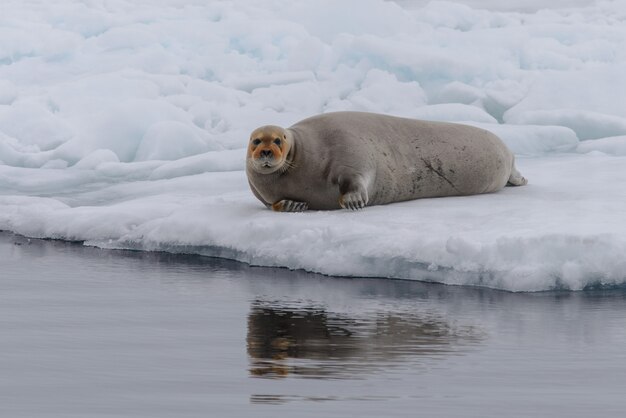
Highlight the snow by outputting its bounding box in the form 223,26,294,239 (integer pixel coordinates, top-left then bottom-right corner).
577,136,626,156
1,0,625,291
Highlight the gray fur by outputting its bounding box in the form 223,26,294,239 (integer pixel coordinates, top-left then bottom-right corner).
246,111,526,211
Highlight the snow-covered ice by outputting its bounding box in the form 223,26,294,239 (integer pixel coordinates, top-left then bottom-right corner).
1,0,625,291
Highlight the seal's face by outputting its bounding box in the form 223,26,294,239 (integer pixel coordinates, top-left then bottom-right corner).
247,125,290,174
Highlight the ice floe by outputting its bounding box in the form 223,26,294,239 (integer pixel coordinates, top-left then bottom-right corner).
1,0,625,291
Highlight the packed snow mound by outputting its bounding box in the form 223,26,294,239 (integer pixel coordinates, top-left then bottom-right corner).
3,0,626,167
577,136,626,156
1,0,626,291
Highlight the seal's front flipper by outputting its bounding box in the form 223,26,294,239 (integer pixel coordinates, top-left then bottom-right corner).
271,199,309,212
337,172,370,210
339,190,368,210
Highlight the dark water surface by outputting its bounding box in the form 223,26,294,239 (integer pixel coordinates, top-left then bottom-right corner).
2,232,626,417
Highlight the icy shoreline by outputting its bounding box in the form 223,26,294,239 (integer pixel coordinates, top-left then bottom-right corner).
3,153,626,292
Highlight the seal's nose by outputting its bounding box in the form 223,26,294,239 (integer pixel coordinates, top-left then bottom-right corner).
260,149,273,158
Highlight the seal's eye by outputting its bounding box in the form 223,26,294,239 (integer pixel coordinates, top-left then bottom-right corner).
252,139,261,146
273,138,282,147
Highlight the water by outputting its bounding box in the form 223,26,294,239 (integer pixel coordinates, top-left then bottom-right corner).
2,231,626,417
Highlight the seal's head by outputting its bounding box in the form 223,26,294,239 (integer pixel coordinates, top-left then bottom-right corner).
247,125,292,174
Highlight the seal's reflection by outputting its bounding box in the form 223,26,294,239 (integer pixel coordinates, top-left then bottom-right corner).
247,300,482,379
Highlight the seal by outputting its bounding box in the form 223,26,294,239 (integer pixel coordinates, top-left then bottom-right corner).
246,111,527,211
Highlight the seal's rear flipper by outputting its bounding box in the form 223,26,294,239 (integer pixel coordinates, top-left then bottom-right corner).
507,165,528,187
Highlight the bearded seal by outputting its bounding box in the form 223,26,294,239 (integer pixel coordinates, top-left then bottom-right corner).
246,111,527,211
